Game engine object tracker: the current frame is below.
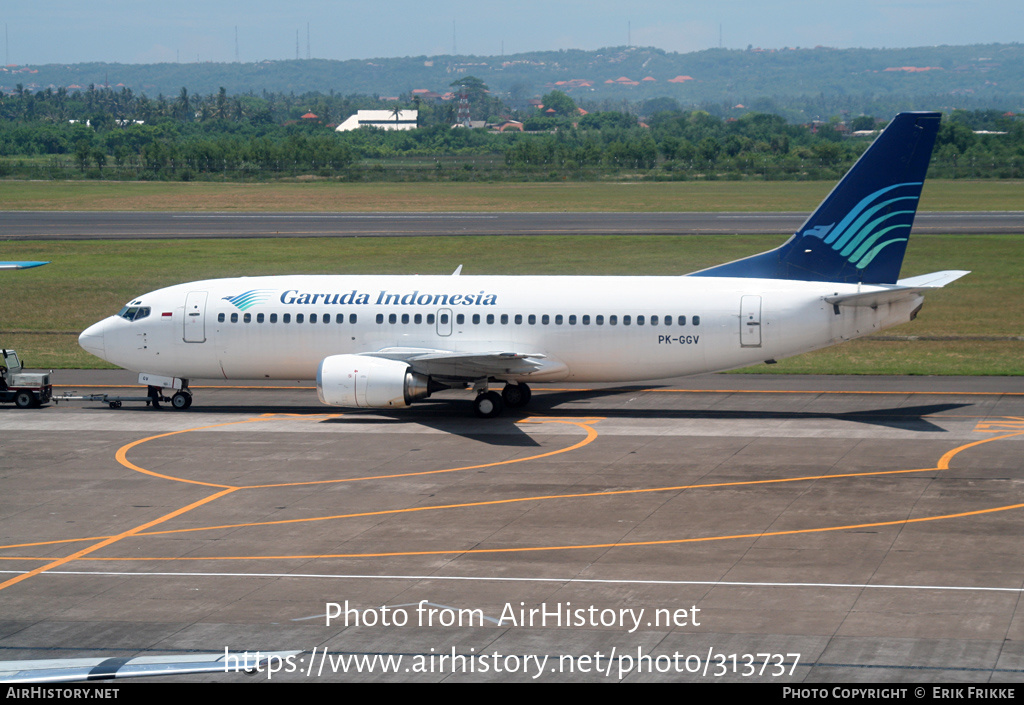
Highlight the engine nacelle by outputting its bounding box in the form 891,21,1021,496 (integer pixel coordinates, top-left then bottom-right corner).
317,354,431,408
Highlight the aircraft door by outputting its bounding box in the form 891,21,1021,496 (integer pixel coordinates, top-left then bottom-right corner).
183,291,208,343
740,295,762,347
436,308,453,337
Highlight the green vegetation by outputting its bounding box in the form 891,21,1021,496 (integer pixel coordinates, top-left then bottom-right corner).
3,235,1020,373
2,79,1022,182
0,179,1020,213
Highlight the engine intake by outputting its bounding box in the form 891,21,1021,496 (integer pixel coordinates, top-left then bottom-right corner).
317,354,432,408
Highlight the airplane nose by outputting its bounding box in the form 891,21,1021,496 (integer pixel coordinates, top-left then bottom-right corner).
79,320,107,358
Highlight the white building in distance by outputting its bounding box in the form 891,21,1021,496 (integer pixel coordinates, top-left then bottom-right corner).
335,110,418,132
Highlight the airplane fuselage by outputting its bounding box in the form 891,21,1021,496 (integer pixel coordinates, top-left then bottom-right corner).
80,274,922,383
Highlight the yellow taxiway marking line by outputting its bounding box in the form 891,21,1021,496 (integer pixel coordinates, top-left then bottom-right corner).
0,415,601,558
0,488,236,592
3,421,1022,562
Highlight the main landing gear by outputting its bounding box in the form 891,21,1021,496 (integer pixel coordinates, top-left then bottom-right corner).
473,382,531,419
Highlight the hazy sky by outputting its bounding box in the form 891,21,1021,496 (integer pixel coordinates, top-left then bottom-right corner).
4,0,1022,65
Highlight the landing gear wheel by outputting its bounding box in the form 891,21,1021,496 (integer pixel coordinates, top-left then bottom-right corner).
473,390,504,419
14,391,34,409
501,383,532,408
147,385,162,410
170,391,193,410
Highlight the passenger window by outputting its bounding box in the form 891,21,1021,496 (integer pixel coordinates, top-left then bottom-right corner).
663,315,671,326
651,315,658,326
555,315,563,325
389,313,397,324
244,313,251,323
623,315,631,325
582,315,590,325
542,314,550,325
257,313,265,323
487,314,494,324
402,314,409,324
569,315,577,325
456,314,465,325
515,314,523,324
679,315,686,326
231,312,238,323
350,314,358,324
323,313,331,324
501,314,509,325
693,315,700,326
472,314,480,324
637,315,644,325
609,315,617,325
283,313,291,323
310,314,318,324
376,313,384,324
414,313,422,324
528,314,536,325
218,313,225,323
596,315,604,325
296,314,304,324
270,313,278,323
440,313,449,324
427,314,435,324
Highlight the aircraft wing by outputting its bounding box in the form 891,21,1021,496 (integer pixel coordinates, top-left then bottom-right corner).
825,270,969,308
0,651,302,683
362,348,557,379
0,261,49,270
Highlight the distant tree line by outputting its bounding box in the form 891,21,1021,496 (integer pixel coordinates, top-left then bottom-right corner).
0,84,1021,181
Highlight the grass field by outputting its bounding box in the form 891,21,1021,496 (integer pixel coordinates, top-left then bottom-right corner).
2,233,1021,374
2,179,1023,213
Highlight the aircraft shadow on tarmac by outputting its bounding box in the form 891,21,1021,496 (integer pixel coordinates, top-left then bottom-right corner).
60,386,970,447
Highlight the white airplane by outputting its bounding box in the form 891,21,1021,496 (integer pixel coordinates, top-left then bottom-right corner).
0,261,48,270
79,112,967,417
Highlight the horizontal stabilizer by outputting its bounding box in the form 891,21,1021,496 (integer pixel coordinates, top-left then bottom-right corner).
895,270,971,288
826,270,969,308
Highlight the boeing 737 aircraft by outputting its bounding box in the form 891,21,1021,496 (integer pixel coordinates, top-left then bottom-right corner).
79,112,967,417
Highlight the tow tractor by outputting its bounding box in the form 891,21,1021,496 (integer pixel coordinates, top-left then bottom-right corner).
0,349,53,408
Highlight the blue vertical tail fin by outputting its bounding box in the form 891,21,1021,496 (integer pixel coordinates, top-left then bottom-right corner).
690,112,941,284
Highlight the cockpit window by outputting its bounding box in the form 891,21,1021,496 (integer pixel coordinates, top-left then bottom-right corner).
117,306,151,321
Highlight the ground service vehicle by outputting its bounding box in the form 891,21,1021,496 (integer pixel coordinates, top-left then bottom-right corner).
0,349,52,408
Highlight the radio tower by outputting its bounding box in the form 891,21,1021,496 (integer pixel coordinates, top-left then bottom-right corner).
455,91,471,127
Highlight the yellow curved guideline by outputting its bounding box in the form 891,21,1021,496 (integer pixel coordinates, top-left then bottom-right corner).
0,488,236,592
0,415,1021,566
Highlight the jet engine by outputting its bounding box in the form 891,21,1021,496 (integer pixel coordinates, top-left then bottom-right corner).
316,354,432,408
